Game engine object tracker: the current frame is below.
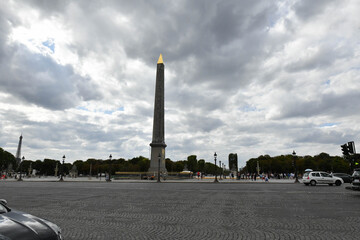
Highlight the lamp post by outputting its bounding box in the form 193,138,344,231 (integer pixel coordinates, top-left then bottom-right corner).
293,150,299,183
219,160,222,180
214,152,219,183
89,163,92,180
106,154,112,182
157,153,161,183
59,155,65,182
17,156,24,181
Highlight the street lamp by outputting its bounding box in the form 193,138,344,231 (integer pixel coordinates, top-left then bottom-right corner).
17,156,24,181
157,153,161,183
107,154,112,182
293,150,299,183
214,152,219,183
59,155,65,182
219,160,222,180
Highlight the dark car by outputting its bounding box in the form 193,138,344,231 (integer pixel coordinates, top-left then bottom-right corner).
351,168,360,190
332,173,353,183
0,199,62,240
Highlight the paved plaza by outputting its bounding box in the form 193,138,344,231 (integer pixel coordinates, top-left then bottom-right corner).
1,180,360,239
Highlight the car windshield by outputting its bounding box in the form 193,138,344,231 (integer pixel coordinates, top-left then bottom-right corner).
321,172,331,177
352,171,360,177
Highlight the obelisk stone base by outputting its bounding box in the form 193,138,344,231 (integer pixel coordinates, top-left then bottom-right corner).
148,143,167,175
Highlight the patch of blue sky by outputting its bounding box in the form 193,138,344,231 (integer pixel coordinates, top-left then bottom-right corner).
104,107,124,115
324,79,331,85
104,110,114,115
77,106,89,111
319,123,338,128
42,39,55,53
76,106,124,114
240,106,257,112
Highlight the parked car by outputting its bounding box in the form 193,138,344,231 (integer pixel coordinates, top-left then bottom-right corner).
350,168,360,190
332,173,352,183
0,199,62,240
302,171,344,186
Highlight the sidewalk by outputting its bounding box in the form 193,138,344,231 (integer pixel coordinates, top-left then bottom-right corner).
1,176,299,183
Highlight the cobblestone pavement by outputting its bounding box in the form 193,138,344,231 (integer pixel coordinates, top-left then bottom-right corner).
1,181,360,240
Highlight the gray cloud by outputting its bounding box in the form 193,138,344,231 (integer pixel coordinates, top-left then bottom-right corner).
20,0,277,91
0,44,102,110
293,0,336,20
275,90,360,119
185,114,224,133
285,45,353,73
295,129,355,145
1,0,360,163
0,4,103,110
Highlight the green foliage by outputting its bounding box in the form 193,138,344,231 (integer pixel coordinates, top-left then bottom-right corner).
204,162,220,175
41,159,60,175
174,161,186,172
3,149,350,177
244,152,351,174
0,147,16,170
187,155,198,172
198,159,205,172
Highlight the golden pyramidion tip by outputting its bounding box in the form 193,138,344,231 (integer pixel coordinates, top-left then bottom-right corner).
157,54,163,64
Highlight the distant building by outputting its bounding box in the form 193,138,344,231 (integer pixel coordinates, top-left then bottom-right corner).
229,153,238,177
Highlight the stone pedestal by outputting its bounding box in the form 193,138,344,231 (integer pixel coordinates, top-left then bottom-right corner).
148,143,167,175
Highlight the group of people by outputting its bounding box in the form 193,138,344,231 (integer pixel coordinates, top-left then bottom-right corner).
242,172,298,181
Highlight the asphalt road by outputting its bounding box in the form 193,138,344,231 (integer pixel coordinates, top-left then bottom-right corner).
1,181,360,240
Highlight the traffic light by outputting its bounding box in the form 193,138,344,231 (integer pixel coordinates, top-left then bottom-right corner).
341,144,350,156
348,141,356,154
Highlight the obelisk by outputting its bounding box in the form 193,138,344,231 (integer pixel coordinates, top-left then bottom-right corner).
15,134,23,166
148,54,167,175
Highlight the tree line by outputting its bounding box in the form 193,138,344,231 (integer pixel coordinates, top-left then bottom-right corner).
0,147,356,176
243,152,354,175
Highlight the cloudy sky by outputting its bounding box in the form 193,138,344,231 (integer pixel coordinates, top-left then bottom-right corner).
1,0,360,167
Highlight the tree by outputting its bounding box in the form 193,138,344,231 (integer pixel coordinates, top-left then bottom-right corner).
198,159,205,172
0,147,16,171
245,153,351,175
187,155,198,172
165,158,174,172
41,159,58,175
204,162,218,175
174,161,185,172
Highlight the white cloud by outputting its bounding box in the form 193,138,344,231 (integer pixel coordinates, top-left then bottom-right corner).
1,0,360,167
